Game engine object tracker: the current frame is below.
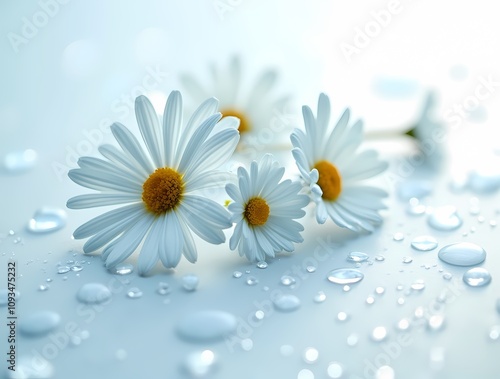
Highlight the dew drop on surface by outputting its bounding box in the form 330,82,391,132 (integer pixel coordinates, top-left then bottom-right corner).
375,365,395,379
411,279,426,291
407,197,427,216
7,355,54,379
182,274,199,291
76,283,111,304
371,326,388,342
428,315,445,331
489,325,500,341
313,291,327,303
375,255,385,262
2,149,38,173
280,275,296,286
27,207,67,234
438,242,486,266
241,338,253,351
176,310,237,342
70,263,83,272
232,271,242,278
184,350,217,377
463,267,492,287
414,306,425,318
38,284,49,292
397,318,411,331
157,282,171,295
256,261,268,269
411,235,438,251
343,285,351,292
254,310,265,320
280,344,294,357
346,333,359,347
126,287,143,299
490,220,497,227
337,312,348,322
246,276,258,286
393,232,404,241
366,296,375,305
303,347,319,364
327,362,344,378
19,311,61,337
442,272,453,280
108,263,134,275
427,205,463,231
306,265,317,273
347,251,369,263
402,257,413,264
273,294,301,312
297,369,315,379
375,286,385,295
327,268,364,285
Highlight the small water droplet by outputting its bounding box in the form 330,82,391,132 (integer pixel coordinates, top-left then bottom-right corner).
438,242,486,266
327,268,364,285
343,285,351,292
396,284,404,291
375,286,385,295
393,232,404,241
76,283,111,304
256,261,268,269
280,275,296,286
19,311,61,337
232,270,242,278
402,257,413,264
375,365,395,379
246,276,258,286
375,255,385,262
254,310,265,320
443,272,453,280
371,326,388,342
346,251,369,263
489,325,500,341
397,318,411,331
182,274,199,291
428,314,445,331
108,263,134,275
327,361,343,378
306,265,317,273
414,306,425,318
463,267,491,287
337,311,348,322
407,198,427,215
241,338,253,351
280,344,294,357
411,279,426,291
184,349,217,377
126,287,143,299
2,149,38,173
303,347,319,364
27,207,67,234
346,333,358,346
297,369,315,379
397,297,405,305
428,206,463,231
70,263,83,272
176,310,237,342
366,296,375,305
273,294,301,312
156,282,171,295
38,284,49,291
411,235,438,251
313,291,326,303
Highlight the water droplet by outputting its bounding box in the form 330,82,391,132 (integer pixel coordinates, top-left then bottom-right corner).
239,338,253,351
280,275,296,286
70,263,83,272
303,347,319,364
306,265,317,273
27,207,67,234
126,287,143,299
366,296,375,305
346,251,369,263
428,314,445,331
375,286,385,294
411,235,438,251
407,198,427,215
76,283,111,304
176,310,237,342
371,326,388,342
246,276,258,286
375,365,395,379
489,325,500,341
337,312,348,322
108,263,134,275
327,268,364,285
256,261,268,269
297,369,315,379
347,333,359,346
397,297,405,305
443,272,453,280
7,355,54,378
396,284,404,291
313,291,326,303
273,294,301,312
19,311,61,337
393,232,404,241
490,220,497,227
428,206,463,231
402,257,413,264
182,274,199,291
280,344,294,357
157,282,171,295
184,350,217,377
375,255,385,262
397,318,411,331
327,361,344,378
2,149,37,173
38,284,49,291
438,242,486,266
343,285,351,292
254,310,265,321
463,267,492,287
232,271,242,278
411,279,426,291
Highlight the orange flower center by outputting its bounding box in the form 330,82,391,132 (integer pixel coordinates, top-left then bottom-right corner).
142,168,183,215
244,197,270,226
313,160,342,201
221,108,250,134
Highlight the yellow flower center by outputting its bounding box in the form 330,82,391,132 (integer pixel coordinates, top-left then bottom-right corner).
221,108,250,134
314,160,342,201
244,197,270,226
142,168,183,215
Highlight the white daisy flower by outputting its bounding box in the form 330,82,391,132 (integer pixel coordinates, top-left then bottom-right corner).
291,93,388,233
67,91,240,274
180,56,290,148
225,154,309,262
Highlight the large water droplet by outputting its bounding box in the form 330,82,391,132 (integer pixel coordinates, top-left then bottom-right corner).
2,149,38,173
184,350,217,377
19,311,61,337
76,283,111,304
463,267,492,287
438,242,486,266
411,235,438,251
346,251,369,263
427,206,462,231
108,263,134,275
327,268,364,284
176,310,237,342
273,294,301,312
7,355,54,378
27,207,67,233
182,274,199,291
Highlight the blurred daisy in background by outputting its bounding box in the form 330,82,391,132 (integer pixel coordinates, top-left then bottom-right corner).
180,56,292,155
291,93,388,233
67,91,240,274
226,154,309,262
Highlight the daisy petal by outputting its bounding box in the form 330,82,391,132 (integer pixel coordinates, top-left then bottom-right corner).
163,90,183,166
111,122,154,173
135,95,163,167
137,216,164,275
159,212,183,268
67,194,139,209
